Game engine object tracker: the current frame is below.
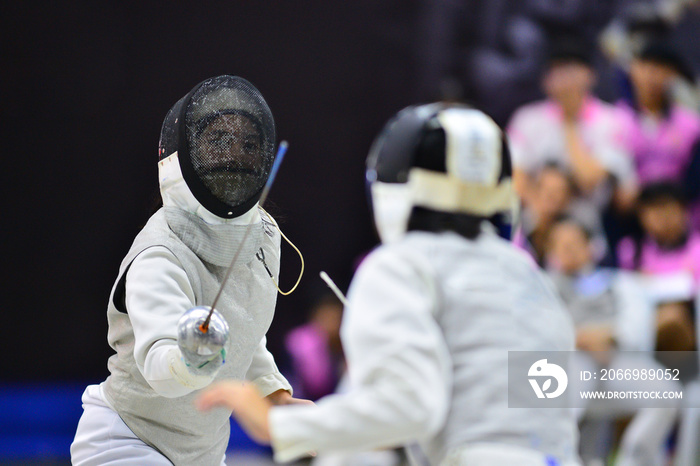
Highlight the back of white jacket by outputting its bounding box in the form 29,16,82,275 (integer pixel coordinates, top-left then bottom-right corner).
270,228,578,465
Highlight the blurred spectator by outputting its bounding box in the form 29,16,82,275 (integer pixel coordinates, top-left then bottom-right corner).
507,39,638,214
516,164,605,265
545,217,653,353
618,41,700,187
615,40,700,232
545,217,679,466
617,183,697,351
618,183,700,285
599,0,700,108
285,293,345,401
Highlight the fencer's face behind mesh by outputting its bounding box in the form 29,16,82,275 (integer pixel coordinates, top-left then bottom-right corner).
160,75,276,218
191,112,265,206
186,76,275,215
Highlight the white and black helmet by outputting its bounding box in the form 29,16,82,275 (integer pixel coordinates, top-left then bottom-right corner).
366,103,518,243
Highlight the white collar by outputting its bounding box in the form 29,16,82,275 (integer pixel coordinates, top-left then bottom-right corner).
158,151,261,225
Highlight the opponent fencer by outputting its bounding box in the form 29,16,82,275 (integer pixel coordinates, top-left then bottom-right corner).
71,75,307,466
198,103,582,465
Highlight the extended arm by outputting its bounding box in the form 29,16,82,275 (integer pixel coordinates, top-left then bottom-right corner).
245,335,293,397
127,246,222,397
199,247,453,461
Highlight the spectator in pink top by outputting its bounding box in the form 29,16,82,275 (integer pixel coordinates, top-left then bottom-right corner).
507,39,637,213
617,183,697,351
618,41,700,186
618,183,700,282
284,294,344,401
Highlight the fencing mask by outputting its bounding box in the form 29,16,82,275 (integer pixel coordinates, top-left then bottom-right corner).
366,103,518,243
159,75,276,219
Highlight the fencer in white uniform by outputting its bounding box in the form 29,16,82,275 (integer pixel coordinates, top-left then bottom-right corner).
71,76,303,466
198,104,582,465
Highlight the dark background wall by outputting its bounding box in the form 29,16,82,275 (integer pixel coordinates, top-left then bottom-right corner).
2,1,421,383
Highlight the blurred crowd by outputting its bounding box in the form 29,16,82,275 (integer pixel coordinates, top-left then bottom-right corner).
507,29,700,464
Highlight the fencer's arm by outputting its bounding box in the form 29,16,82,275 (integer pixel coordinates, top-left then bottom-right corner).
127,246,217,398
245,335,293,397
268,247,452,462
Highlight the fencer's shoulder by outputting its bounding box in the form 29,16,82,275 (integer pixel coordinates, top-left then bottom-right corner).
496,236,541,266
375,230,522,260
126,246,188,290
468,231,552,282
258,206,274,223
132,244,181,265
132,208,178,242
119,209,176,264
382,231,444,258
125,246,186,286
355,243,402,273
356,234,435,275
256,207,282,246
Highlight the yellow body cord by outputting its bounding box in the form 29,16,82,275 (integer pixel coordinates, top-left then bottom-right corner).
262,208,304,295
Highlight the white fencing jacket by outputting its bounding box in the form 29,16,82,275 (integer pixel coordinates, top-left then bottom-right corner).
101,206,290,465
269,227,579,465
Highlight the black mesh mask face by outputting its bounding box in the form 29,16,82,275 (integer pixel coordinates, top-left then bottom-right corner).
159,76,276,218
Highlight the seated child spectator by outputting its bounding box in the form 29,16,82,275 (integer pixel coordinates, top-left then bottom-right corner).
617,183,698,351
546,217,652,352
517,164,605,265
